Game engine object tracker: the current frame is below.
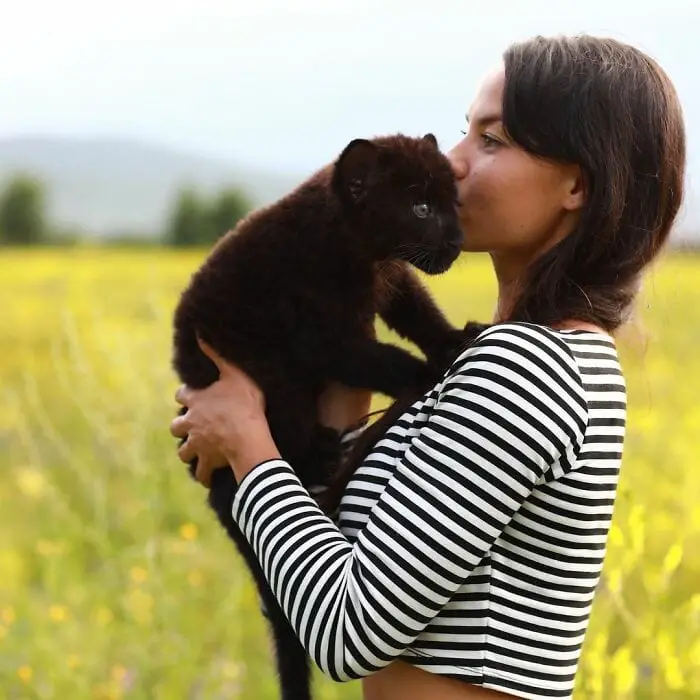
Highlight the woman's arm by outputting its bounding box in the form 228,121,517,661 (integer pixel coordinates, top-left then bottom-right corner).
225,324,587,682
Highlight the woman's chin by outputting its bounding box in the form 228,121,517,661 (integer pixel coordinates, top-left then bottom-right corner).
459,225,483,252
460,237,486,253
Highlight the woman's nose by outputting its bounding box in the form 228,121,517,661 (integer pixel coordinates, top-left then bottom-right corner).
447,148,468,180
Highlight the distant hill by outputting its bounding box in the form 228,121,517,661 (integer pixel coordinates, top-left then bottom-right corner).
0,136,305,237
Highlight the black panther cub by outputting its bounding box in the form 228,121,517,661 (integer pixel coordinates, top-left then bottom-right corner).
172,133,487,700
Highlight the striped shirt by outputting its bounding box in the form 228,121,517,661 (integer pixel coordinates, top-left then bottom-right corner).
231,322,626,699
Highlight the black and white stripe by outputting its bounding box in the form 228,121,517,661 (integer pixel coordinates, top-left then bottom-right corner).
232,322,626,699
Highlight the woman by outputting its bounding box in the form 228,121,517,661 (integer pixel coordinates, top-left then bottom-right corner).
170,35,685,700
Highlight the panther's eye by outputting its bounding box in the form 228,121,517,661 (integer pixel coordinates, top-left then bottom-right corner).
412,202,431,219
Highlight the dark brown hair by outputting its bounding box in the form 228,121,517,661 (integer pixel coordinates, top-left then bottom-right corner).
320,35,687,514
502,35,686,332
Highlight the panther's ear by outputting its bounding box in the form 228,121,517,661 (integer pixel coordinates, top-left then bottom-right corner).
332,138,379,206
422,132,438,149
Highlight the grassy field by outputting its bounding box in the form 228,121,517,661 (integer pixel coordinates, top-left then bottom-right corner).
1,247,699,699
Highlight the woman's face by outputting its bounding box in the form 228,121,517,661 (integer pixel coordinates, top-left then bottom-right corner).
447,67,584,270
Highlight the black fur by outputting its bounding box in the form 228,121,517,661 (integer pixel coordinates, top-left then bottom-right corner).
171,133,487,699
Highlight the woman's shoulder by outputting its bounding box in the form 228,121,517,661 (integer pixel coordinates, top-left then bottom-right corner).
444,321,590,407
453,321,582,369
435,321,591,462
461,320,616,355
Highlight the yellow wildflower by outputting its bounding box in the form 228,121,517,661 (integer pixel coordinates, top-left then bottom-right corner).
49,604,68,622
36,540,66,557
188,570,204,587
111,665,128,682
179,523,198,541
611,645,637,695
1,606,15,625
16,468,45,498
129,566,148,584
96,607,114,625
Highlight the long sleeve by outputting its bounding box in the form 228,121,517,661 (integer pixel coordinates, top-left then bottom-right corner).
231,324,588,682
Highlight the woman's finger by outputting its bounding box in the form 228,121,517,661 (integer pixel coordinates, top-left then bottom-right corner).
174,385,192,407
196,336,231,376
177,438,197,465
194,455,214,488
170,413,190,439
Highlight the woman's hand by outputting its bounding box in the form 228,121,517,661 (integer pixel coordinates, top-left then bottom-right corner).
170,337,280,487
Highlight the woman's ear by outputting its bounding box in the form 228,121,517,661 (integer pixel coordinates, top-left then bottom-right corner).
563,164,586,212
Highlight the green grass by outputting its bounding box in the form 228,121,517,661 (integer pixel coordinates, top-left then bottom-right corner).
1,248,698,698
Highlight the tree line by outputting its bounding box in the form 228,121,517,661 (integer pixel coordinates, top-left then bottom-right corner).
3,173,699,252
0,174,253,247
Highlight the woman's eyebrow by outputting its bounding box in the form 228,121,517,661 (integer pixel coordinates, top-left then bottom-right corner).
465,113,503,127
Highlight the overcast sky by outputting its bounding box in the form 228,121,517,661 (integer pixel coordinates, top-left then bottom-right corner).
1,0,698,230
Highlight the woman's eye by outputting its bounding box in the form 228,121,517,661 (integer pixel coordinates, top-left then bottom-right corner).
412,202,431,219
481,133,500,148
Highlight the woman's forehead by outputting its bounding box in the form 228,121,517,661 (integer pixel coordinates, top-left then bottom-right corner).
467,67,505,125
